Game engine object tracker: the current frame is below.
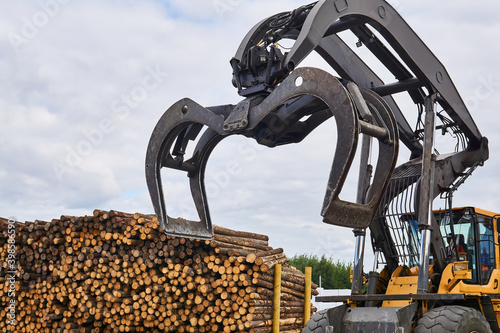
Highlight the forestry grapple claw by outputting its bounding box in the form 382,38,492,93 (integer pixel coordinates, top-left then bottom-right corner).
146,0,486,244
145,66,398,239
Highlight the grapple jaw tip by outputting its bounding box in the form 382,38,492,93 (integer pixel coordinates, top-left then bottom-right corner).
145,98,224,240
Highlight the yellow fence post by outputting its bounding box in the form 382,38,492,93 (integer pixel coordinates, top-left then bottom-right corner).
272,263,282,333
304,266,312,327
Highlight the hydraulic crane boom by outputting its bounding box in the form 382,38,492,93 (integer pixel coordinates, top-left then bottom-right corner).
232,0,484,152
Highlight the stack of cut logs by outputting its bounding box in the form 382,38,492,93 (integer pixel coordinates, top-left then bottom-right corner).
0,210,317,332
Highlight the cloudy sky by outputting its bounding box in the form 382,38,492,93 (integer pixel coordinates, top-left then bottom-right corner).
1,0,499,267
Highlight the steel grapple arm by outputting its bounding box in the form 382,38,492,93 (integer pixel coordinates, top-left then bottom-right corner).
146,0,488,243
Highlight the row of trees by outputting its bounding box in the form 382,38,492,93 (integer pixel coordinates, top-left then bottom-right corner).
289,254,351,289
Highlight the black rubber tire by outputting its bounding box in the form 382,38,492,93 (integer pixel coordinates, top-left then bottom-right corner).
415,305,492,333
302,310,330,333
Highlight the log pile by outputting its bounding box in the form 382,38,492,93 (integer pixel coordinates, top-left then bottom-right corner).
0,210,317,332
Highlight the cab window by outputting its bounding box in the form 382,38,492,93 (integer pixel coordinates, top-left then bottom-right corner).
478,216,495,283
439,212,478,283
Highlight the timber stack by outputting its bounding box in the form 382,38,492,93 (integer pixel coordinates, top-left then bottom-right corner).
0,210,317,332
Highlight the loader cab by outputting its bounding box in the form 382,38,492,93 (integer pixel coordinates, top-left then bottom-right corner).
436,207,499,285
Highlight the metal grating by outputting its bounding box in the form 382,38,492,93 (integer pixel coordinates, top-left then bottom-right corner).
376,163,422,267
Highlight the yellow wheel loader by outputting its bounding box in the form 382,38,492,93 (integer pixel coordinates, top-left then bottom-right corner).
145,1,497,331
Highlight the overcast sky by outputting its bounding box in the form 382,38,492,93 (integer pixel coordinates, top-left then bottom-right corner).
1,0,499,268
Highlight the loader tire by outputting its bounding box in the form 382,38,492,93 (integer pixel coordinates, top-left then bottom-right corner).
302,310,330,333
415,305,492,333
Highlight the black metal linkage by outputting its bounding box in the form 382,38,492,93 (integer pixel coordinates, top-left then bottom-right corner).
315,293,466,303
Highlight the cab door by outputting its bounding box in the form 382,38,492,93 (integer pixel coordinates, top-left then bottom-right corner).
478,215,497,284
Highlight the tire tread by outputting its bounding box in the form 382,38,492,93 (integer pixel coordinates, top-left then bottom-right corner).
302,310,329,333
415,305,492,333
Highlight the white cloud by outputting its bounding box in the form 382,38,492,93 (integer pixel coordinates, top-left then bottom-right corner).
1,0,499,268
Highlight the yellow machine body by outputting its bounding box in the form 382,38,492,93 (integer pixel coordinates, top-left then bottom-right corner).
379,207,500,324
